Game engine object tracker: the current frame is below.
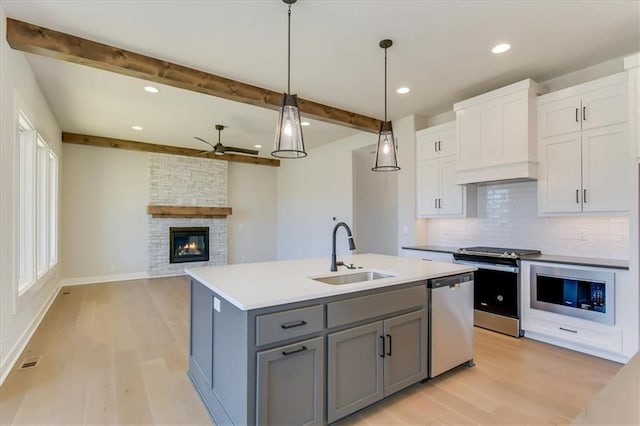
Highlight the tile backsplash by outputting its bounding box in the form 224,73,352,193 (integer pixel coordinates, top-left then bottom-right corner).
425,181,629,260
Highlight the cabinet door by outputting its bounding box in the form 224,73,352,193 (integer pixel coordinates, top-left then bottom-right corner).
581,84,628,131
438,126,457,157
327,322,384,423
190,280,213,387
256,337,324,426
581,123,630,212
383,310,428,396
439,155,464,216
416,132,440,161
538,132,583,214
538,95,582,138
417,159,439,217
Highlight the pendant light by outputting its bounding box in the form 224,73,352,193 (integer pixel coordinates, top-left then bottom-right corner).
272,0,307,158
372,39,400,172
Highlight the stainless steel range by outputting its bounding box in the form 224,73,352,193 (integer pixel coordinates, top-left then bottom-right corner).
452,246,541,337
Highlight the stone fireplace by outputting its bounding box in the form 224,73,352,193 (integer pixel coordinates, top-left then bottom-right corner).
147,153,228,277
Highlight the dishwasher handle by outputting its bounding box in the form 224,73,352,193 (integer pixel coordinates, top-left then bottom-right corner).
428,272,473,289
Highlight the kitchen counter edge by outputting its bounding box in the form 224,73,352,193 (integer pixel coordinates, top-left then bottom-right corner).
522,254,629,270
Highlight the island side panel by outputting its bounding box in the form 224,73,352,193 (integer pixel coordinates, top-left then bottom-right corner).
212,287,250,425
188,278,250,425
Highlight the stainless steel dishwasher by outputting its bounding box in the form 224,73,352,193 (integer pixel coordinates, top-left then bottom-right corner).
428,272,475,378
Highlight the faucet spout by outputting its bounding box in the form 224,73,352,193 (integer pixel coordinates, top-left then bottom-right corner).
331,222,357,272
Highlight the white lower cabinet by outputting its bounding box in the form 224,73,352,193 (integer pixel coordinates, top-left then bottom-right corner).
521,261,636,362
402,249,453,263
525,312,622,354
327,310,427,423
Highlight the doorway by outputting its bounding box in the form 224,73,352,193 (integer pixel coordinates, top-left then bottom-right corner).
352,145,398,255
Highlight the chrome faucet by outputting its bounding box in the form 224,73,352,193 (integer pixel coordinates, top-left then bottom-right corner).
331,222,356,272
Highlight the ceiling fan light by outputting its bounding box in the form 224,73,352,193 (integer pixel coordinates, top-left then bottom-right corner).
273,93,306,158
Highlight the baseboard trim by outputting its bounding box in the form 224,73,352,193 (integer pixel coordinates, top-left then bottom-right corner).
0,281,61,386
59,272,151,287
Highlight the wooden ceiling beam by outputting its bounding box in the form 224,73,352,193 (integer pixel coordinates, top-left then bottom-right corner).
7,18,381,133
62,132,280,167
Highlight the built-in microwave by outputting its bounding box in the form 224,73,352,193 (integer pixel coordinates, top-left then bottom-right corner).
530,264,614,325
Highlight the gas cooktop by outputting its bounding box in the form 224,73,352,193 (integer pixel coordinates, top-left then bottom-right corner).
456,246,541,259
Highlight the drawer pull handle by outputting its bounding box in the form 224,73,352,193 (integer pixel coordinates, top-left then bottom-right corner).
583,106,586,121
379,335,386,358
281,320,307,329
559,327,578,334
282,346,307,356
480,302,488,307
386,334,392,356
575,108,579,122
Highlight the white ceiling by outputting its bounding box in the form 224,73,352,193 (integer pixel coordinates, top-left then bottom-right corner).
2,0,639,153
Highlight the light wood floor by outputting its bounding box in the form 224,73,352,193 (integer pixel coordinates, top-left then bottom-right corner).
0,276,621,425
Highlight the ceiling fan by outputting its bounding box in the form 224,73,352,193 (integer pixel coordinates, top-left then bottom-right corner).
194,124,259,156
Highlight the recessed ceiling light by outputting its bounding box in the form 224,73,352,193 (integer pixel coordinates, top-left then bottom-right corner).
144,86,159,93
491,43,511,54
131,125,143,130
253,144,262,149
301,121,310,127
397,87,410,94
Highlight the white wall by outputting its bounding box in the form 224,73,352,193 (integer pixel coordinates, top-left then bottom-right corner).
276,132,373,260
60,145,279,280
228,162,277,263
61,144,149,281
353,145,397,255
0,5,63,383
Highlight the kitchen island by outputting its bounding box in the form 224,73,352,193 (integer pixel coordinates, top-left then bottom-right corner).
185,254,474,425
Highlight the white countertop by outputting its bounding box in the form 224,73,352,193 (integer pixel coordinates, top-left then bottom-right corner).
185,253,475,311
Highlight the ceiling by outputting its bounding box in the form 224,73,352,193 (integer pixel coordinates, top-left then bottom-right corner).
2,0,639,153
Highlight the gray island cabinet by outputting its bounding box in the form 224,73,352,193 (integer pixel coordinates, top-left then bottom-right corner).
185,254,474,425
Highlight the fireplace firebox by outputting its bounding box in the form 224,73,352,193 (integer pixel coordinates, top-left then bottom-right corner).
169,227,209,264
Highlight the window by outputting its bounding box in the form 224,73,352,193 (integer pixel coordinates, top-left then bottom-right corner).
17,110,58,296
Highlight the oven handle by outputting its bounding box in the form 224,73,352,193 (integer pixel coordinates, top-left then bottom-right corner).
453,259,519,274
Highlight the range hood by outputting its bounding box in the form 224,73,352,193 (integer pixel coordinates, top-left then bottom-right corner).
453,79,542,185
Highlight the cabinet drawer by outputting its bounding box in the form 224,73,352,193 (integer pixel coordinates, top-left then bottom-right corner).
526,316,622,354
327,285,426,328
256,305,324,346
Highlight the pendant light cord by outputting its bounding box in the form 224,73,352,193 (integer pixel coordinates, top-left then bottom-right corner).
287,4,291,95
384,47,388,122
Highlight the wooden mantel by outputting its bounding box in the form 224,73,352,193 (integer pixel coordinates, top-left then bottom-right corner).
147,205,232,218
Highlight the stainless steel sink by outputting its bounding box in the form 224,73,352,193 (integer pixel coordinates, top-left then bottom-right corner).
311,271,395,285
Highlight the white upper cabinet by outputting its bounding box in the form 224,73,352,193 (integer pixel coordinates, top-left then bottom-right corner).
624,53,640,159
416,122,474,218
537,72,629,215
454,79,541,184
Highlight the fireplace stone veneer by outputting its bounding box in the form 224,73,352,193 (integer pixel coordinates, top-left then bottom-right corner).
147,153,228,276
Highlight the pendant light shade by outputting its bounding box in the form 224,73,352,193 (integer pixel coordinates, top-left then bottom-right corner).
272,0,307,159
372,39,400,172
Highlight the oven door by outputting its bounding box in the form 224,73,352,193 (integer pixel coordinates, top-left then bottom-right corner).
454,260,519,318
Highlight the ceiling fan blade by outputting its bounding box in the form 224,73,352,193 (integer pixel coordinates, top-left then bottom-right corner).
194,136,215,150
224,146,260,155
